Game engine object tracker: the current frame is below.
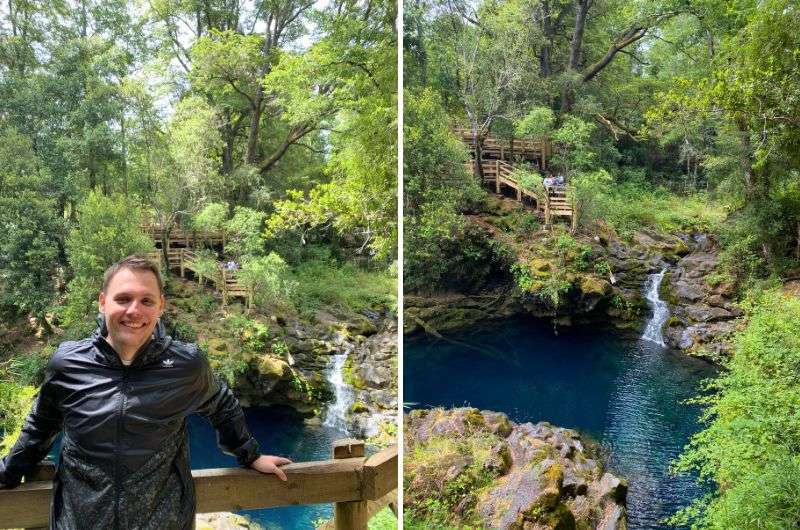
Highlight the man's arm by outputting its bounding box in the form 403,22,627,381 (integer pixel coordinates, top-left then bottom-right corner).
193,350,291,479
0,360,63,488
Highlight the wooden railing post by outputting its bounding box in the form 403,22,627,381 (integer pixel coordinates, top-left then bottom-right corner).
333,439,367,530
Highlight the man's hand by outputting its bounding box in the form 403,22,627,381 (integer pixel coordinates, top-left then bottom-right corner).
250,455,293,481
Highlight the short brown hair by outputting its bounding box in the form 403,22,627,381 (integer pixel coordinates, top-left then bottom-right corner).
102,255,164,293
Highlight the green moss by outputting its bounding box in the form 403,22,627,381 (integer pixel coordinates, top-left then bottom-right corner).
465,409,486,429
543,462,564,487
350,401,370,414
579,275,611,296
658,272,679,305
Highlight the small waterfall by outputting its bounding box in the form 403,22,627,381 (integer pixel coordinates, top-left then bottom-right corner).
322,352,355,433
641,269,669,346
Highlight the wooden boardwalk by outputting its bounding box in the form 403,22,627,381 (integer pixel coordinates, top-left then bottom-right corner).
454,128,551,169
142,225,251,307
141,225,226,248
0,440,397,530
457,131,574,223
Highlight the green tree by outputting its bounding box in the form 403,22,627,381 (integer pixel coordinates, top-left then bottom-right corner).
62,191,152,330
0,193,63,320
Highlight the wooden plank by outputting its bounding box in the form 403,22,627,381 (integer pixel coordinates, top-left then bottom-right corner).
332,439,365,459
0,480,54,528
0,459,365,528
333,440,367,530
335,500,368,530
194,459,364,512
362,446,397,500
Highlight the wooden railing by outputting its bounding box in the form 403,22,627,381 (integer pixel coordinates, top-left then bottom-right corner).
141,225,227,248
0,439,397,530
464,159,574,222
453,128,550,168
145,249,251,307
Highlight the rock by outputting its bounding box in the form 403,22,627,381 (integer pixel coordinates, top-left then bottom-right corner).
685,305,734,322
485,441,513,475
596,473,628,504
195,512,261,529
257,355,291,379
579,276,612,296
406,408,627,530
674,282,704,302
561,467,588,496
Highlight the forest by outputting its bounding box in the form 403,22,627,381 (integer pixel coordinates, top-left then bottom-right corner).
0,1,398,520
404,0,800,527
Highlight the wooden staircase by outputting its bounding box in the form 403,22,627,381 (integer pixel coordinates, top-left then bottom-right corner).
457,130,573,223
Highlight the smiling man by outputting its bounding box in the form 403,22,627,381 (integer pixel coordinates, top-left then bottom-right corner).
0,255,291,529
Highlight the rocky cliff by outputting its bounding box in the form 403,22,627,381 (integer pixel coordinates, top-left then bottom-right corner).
405,408,628,529
406,201,742,360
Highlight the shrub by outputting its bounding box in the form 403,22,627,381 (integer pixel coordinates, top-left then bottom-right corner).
62,192,153,329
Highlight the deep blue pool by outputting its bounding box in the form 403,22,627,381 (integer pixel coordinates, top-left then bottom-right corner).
404,316,716,529
188,406,346,530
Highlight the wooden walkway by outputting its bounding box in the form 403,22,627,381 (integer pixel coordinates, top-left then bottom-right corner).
141,225,226,249
147,248,250,307
457,131,573,223
454,128,551,169
0,440,397,530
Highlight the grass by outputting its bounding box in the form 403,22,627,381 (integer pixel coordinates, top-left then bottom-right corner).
292,260,396,317
595,183,727,237
368,507,398,530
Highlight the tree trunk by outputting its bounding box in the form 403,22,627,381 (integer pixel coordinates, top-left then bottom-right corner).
735,116,755,198
560,0,589,114
539,0,552,77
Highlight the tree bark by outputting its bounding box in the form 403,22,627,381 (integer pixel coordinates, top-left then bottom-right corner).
560,0,590,114
735,116,755,198
581,26,647,83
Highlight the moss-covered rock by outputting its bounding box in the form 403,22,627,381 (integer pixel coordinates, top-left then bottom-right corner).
405,408,627,530
578,276,612,296
257,355,291,379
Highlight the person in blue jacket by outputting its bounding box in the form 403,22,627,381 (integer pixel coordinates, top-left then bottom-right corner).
0,255,291,529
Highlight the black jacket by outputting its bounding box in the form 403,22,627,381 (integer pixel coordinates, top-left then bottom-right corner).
0,319,260,529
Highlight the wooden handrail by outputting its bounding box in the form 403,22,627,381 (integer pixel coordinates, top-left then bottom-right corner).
0,440,397,530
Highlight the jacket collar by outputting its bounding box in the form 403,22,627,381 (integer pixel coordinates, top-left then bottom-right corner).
92,314,172,368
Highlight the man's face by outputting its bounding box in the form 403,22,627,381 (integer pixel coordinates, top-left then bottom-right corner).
98,267,165,357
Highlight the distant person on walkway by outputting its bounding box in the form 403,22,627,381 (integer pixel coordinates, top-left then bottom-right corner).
0,255,291,529
225,259,239,271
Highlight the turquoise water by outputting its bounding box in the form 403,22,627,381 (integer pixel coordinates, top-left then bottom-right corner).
404,317,716,529
189,406,346,529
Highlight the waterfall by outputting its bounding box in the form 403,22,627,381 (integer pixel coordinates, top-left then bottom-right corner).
641,269,669,346
322,351,355,433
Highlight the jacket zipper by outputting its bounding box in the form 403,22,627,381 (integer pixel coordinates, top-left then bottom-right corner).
114,366,130,530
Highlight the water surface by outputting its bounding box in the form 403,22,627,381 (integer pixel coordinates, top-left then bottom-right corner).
189,406,346,530
405,317,715,529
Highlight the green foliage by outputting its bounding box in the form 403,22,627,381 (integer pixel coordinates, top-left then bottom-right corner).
192,250,222,285
516,107,555,139
292,261,396,317
551,117,600,175
672,291,800,528
596,182,726,238
404,89,497,291
367,508,397,530
4,347,52,387
225,207,267,258
63,191,153,329
0,192,63,317
0,382,37,454
223,314,271,354
238,253,297,309
191,202,228,232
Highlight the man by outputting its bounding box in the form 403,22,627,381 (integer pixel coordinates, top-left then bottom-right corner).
0,255,291,529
